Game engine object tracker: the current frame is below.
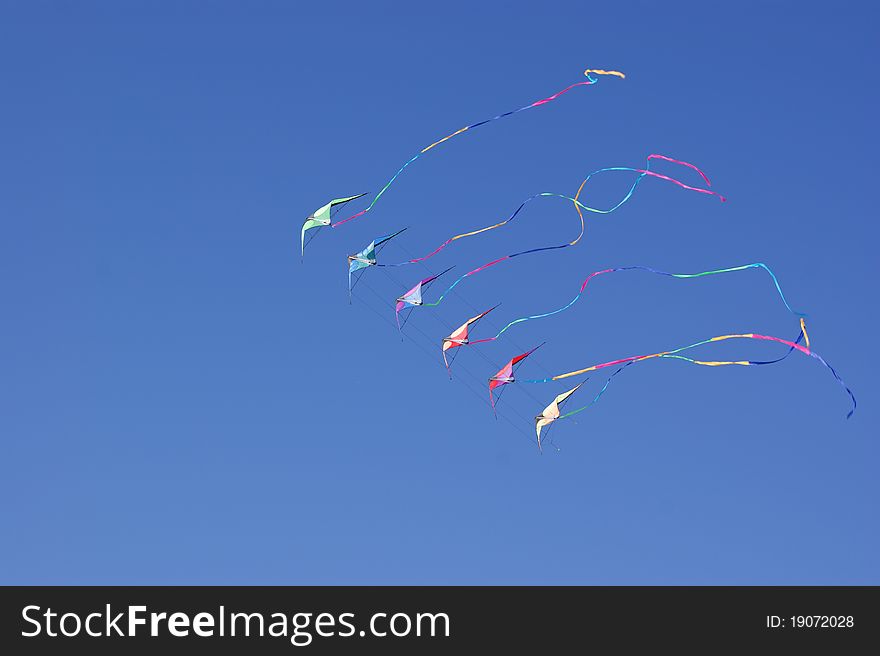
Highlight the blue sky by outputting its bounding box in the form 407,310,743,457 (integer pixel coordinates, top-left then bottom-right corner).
1,1,877,584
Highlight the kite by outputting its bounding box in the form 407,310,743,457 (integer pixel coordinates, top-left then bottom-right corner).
302,193,368,257
300,68,626,255
441,262,803,374
488,343,545,413
514,319,856,419
395,267,455,330
534,381,585,451
376,153,725,269
347,228,407,300
393,158,725,324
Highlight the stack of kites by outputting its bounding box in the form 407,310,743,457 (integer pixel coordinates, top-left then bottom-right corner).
300,68,855,452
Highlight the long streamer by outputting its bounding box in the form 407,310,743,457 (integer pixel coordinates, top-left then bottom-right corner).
475,262,803,345
534,329,810,449
401,159,724,316
518,320,856,418
329,70,626,232
561,328,809,422
378,153,724,269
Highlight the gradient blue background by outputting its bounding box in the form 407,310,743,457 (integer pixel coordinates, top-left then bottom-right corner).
2,1,877,584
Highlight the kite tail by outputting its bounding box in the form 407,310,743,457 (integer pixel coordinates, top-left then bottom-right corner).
559,362,636,420
754,262,805,317
487,262,803,342
409,161,725,310
521,328,855,419
379,151,722,268
554,328,810,427
331,70,625,230
647,153,712,187
494,287,586,338
746,330,855,418
424,256,508,307
808,351,857,419
639,170,725,202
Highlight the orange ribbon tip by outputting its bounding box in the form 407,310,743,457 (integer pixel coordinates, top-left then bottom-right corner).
584,69,626,79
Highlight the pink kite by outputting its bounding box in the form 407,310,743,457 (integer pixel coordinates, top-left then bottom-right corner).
441,305,499,376
394,267,454,331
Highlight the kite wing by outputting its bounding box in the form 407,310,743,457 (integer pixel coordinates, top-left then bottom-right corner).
442,305,498,374
301,193,368,256
347,228,407,298
373,227,407,249
348,240,378,274
396,279,425,309
480,261,804,348
535,382,584,451
488,343,544,412
394,266,454,329
349,228,407,272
